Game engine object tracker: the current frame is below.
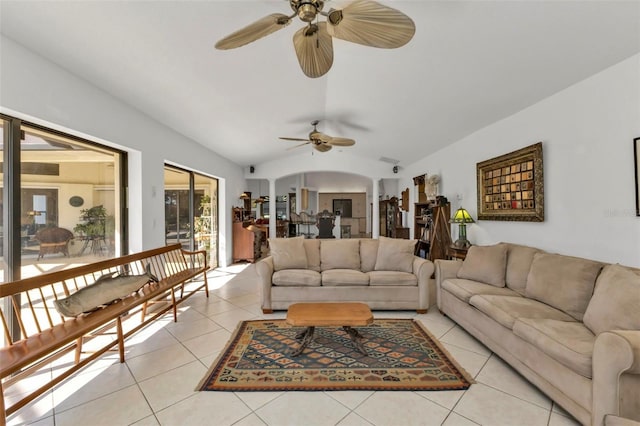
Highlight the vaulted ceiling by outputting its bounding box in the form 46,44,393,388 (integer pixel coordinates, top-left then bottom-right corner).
1,1,639,168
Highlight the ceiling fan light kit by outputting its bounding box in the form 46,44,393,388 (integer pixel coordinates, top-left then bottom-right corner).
215,0,415,78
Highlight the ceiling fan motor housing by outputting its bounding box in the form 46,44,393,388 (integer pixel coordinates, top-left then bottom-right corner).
291,0,325,22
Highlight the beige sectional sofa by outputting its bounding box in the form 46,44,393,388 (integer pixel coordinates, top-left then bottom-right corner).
435,243,640,426
256,236,434,313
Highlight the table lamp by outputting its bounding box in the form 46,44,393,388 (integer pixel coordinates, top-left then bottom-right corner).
450,207,475,248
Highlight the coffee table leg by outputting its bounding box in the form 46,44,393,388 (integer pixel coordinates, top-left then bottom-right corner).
343,326,368,355
291,326,315,356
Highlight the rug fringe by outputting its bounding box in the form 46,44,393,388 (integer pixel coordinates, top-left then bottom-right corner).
195,320,249,391
413,319,476,385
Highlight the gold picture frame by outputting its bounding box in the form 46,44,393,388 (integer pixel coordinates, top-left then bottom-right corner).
477,142,544,222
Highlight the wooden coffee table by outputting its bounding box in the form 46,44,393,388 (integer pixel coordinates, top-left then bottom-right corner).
285,302,374,356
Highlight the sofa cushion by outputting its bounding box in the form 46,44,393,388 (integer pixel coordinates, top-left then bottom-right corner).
513,318,595,378
442,278,522,304
321,269,370,286
457,244,508,287
272,269,321,287
525,253,603,321
368,271,417,286
320,239,361,271
268,236,308,271
303,239,321,272
504,243,542,295
373,236,415,273
583,264,640,335
469,295,576,330
360,239,379,272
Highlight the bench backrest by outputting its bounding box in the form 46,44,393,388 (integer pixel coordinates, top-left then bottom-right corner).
0,244,204,346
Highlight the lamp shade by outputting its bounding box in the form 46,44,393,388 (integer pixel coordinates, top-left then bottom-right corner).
451,208,475,224
240,192,251,200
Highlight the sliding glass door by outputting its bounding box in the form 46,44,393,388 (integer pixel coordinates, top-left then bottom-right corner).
1,114,127,283
164,165,218,268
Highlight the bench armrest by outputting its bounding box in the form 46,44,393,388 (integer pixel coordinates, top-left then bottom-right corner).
413,257,434,311
434,259,463,310
593,330,640,426
255,256,274,311
180,248,209,271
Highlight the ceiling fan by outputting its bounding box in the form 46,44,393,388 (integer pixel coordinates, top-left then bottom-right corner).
215,0,415,78
280,120,355,152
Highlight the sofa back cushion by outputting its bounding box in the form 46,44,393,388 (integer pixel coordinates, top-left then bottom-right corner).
456,244,508,287
373,236,415,273
504,243,543,295
268,236,308,271
359,239,379,272
583,264,640,335
525,253,603,321
303,239,321,272
320,239,361,271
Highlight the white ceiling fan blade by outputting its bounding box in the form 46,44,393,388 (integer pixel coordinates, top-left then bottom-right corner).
293,22,333,78
280,137,310,142
327,0,415,49
328,137,356,147
287,142,311,151
215,13,291,50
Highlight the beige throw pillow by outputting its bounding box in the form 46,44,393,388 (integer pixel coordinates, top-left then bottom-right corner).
373,236,415,273
268,236,307,271
457,244,508,287
504,243,542,294
360,239,379,272
525,253,603,321
320,239,361,271
303,239,321,272
583,264,640,335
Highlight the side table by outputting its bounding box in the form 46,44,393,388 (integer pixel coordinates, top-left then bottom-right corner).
448,245,469,261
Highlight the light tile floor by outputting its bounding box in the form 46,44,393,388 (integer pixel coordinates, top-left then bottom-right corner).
6,264,581,426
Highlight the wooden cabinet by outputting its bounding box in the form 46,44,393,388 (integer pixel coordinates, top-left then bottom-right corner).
414,202,451,261
232,207,259,263
378,197,408,238
232,221,256,263
414,202,432,241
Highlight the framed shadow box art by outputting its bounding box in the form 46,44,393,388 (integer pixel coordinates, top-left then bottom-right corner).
477,142,544,222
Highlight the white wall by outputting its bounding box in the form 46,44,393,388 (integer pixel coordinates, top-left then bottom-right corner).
0,36,245,266
403,54,640,267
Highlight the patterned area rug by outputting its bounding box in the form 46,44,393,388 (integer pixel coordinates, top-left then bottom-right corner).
198,319,474,392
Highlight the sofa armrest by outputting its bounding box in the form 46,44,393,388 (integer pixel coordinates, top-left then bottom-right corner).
255,256,274,312
605,416,640,426
413,257,434,311
593,330,640,426
434,259,463,310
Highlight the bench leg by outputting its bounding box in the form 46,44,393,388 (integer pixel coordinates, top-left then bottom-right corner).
141,301,148,322
1,381,6,426
170,288,177,323
75,337,83,364
203,273,209,298
116,316,125,363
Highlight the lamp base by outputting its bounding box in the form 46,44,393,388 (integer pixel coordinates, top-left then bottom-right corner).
453,238,472,249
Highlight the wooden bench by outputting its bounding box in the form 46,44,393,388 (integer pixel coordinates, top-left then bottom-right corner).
0,243,210,424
